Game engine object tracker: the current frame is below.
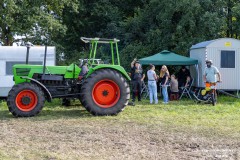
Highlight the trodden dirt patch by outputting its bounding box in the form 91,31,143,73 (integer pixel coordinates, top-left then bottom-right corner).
0,98,240,160
0,118,239,160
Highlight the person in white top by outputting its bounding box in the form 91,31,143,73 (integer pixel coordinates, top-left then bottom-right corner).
147,64,158,104
203,60,222,98
203,60,221,83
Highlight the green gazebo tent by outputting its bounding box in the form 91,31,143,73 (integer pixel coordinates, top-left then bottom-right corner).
139,50,198,65
139,50,199,86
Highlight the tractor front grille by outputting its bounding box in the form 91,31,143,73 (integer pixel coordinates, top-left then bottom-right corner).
16,68,31,76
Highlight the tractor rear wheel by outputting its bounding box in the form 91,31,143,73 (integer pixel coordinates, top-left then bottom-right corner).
81,69,130,116
7,82,45,117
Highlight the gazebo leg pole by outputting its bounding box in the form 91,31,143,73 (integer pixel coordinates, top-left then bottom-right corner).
194,64,199,87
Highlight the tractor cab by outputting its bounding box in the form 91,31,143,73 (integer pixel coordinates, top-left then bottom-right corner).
80,37,121,66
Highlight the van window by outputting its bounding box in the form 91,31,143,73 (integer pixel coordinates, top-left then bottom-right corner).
221,50,235,68
6,61,42,75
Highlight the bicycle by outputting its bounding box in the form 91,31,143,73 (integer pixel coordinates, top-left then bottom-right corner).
192,82,220,106
140,82,149,99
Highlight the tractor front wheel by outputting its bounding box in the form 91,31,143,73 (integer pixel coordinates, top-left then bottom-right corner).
81,69,130,116
7,83,45,117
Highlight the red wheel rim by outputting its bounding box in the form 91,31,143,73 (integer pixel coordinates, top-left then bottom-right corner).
15,90,38,112
92,80,121,108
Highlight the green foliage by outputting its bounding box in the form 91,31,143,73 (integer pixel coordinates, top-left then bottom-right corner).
1,0,240,67
0,0,78,45
120,0,226,69
59,0,147,64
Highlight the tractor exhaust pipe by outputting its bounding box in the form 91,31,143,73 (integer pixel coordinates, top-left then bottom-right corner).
43,44,47,75
25,42,31,64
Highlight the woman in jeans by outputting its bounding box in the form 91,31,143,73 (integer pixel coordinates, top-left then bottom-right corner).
160,65,170,103
147,64,158,104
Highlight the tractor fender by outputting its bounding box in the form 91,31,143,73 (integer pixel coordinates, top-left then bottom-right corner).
20,76,52,102
87,65,131,81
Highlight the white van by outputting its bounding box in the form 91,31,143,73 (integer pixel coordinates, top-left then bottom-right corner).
0,46,56,98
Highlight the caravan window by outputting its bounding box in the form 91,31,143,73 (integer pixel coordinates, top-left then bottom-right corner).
6,61,42,75
220,50,235,68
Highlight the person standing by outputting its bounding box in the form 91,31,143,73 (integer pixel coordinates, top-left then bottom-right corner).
203,60,222,99
130,58,145,105
147,64,158,104
176,66,191,87
160,65,170,104
203,60,221,84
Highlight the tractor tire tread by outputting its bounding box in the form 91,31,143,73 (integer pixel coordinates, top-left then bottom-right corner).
80,69,130,116
7,82,45,117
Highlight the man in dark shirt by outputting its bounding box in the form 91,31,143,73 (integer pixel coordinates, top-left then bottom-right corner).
130,58,145,105
176,66,191,87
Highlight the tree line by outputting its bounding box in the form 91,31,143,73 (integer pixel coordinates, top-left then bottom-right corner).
0,0,240,69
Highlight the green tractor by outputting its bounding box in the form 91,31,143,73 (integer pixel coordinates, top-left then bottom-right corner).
7,37,130,117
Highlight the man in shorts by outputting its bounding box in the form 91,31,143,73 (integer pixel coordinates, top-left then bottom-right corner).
203,60,221,83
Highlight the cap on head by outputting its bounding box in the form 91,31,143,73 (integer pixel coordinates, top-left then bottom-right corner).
206,60,213,64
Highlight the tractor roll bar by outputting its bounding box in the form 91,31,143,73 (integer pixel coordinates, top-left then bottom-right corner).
81,37,120,44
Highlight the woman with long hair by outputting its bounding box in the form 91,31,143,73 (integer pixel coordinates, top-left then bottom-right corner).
160,65,170,103
147,64,158,104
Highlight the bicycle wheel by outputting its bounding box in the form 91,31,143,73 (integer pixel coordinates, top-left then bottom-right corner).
211,91,216,106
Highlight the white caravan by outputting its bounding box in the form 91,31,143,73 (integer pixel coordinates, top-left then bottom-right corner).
0,46,56,98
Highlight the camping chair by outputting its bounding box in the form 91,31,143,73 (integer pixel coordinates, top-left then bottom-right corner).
141,82,149,99
179,78,194,99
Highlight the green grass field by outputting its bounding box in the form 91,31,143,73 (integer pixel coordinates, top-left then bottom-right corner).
0,96,240,159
